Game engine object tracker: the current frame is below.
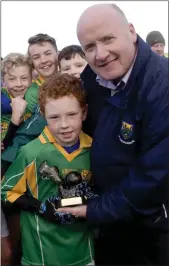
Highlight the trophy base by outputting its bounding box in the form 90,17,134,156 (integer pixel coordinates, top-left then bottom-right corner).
60,196,85,207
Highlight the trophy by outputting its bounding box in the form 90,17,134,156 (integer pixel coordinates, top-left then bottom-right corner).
39,161,87,208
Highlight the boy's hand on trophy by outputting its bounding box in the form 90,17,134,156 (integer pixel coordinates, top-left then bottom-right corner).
39,197,78,224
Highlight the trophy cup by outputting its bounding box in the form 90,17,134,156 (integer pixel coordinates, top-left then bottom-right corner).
39,161,87,208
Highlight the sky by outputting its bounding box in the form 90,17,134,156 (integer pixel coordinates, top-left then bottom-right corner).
1,1,168,57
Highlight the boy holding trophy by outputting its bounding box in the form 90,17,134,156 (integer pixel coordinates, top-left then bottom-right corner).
1,73,95,266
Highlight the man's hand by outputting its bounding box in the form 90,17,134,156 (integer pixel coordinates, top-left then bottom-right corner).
11,97,27,125
57,205,87,218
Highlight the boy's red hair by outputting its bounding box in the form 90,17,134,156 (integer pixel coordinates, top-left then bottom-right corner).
39,73,86,115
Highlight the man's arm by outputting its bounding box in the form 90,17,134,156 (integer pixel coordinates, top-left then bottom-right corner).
86,75,169,223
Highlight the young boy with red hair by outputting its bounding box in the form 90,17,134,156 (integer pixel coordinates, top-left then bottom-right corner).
1,73,95,266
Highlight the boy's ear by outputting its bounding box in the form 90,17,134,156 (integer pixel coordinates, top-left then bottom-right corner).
39,109,45,117
82,104,88,121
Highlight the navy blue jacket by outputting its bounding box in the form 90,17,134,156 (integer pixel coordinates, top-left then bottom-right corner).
81,36,169,229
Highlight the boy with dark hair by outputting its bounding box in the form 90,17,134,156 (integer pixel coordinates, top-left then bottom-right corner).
1,44,87,167
1,73,95,266
59,45,87,78
24,33,59,112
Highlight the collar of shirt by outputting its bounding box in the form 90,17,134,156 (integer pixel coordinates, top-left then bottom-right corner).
96,50,137,92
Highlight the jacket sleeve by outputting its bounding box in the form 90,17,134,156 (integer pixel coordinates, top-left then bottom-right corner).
86,74,169,223
3,122,19,149
1,147,41,212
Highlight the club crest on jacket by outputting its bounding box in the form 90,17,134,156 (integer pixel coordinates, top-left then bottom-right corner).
119,121,135,145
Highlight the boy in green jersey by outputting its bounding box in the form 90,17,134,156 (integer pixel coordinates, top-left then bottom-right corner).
1,53,32,140
24,33,59,113
1,73,95,266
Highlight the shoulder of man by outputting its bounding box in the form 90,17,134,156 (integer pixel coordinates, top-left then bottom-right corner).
80,64,96,83
141,53,168,102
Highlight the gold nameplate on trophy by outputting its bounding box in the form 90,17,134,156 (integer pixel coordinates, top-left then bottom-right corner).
60,196,83,207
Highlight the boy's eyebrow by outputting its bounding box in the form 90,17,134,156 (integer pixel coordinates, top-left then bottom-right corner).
44,49,52,54
61,64,70,68
47,110,78,117
31,49,52,57
48,113,59,118
21,74,29,77
31,52,40,57
6,73,15,77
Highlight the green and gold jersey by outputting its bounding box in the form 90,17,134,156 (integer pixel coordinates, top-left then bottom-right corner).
1,88,32,140
1,127,94,266
24,76,44,113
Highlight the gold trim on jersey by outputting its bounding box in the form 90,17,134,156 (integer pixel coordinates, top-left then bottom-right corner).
39,126,92,162
33,76,45,86
26,161,38,198
7,174,26,203
6,161,38,202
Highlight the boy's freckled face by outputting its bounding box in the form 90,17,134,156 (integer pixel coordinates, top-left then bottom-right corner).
60,54,87,78
45,95,87,147
4,65,32,98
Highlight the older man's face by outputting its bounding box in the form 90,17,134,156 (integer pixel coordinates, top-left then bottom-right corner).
151,43,165,57
77,8,137,80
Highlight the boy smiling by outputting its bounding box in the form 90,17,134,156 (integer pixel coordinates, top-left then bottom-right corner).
1,73,94,266
1,53,32,140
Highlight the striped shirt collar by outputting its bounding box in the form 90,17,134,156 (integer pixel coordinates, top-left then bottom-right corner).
39,126,92,148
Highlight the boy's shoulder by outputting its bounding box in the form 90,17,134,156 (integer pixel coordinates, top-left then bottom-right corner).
1,87,10,98
24,77,45,113
25,82,39,97
21,136,44,155
20,129,92,162
20,132,51,162
26,76,45,92
32,76,45,86
80,131,92,147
